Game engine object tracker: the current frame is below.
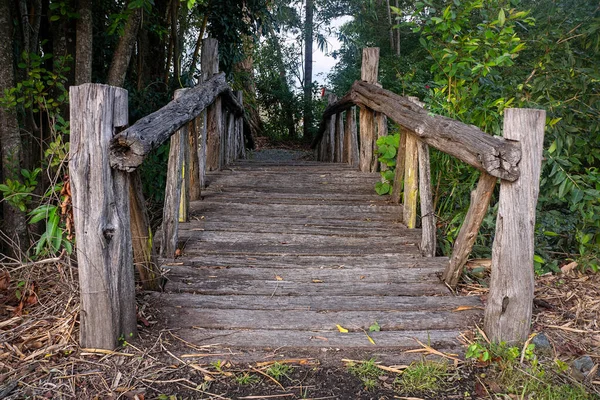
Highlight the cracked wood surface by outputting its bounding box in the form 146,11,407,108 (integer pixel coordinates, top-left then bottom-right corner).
150,159,482,364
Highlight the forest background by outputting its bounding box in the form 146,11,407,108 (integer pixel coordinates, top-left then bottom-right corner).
0,0,598,276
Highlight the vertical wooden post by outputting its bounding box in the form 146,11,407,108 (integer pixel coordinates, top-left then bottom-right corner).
225,109,235,165
443,173,497,287
175,89,190,223
70,83,136,349
235,91,244,160
418,141,435,256
391,129,407,204
160,92,186,258
484,108,545,344
203,38,221,171
359,47,379,172
188,111,201,201
199,111,207,189
129,173,161,291
336,112,344,163
327,93,337,162
403,133,418,228
344,107,359,168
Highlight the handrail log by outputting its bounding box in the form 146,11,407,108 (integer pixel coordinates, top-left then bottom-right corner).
313,81,521,181
109,73,241,172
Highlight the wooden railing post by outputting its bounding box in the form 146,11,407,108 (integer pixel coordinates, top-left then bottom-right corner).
484,108,545,344
203,38,221,171
70,83,137,349
189,111,202,201
235,91,245,160
359,47,380,172
443,173,497,287
391,129,407,204
343,107,359,167
160,89,187,258
418,141,435,257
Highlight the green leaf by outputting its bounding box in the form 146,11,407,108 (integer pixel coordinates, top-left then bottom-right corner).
548,141,557,154
533,255,545,264
369,321,381,332
498,9,506,27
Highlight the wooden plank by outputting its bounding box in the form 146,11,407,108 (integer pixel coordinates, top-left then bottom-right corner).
418,141,435,256
163,264,444,283
150,292,481,312
391,128,407,204
443,173,497,287
484,108,545,344
343,107,358,166
159,308,479,331
69,83,136,349
359,47,379,172
334,112,344,163
191,201,401,216
167,328,466,350
109,73,229,172
403,133,418,228
162,253,442,269
188,114,201,201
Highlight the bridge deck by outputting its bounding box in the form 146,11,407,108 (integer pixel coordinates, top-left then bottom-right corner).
152,159,482,364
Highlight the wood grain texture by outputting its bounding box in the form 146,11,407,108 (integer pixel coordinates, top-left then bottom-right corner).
343,107,359,167
418,141,435,257
403,133,418,228
154,160,482,361
391,129,407,204
359,48,379,172
484,108,545,344
69,83,136,349
443,173,497,287
109,73,229,172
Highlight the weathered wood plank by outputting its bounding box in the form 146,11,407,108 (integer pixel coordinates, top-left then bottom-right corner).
343,107,359,167
69,83,136,349
163,264,444,283
162,253,442,269
160,308,480,331
204,39,222,171
418,141,435,256
484,108,545,344
443,173,497,287
188,114,202,201
165,328,466,350
109,73,229,172
150,292,481,312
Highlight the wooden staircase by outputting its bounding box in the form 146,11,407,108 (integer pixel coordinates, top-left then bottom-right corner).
152,159,482,364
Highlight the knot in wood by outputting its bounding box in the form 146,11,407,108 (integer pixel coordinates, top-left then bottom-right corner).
103,226,115,241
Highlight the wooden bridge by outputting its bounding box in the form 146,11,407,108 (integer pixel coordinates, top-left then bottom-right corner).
68,39,545,358
154,159,482,362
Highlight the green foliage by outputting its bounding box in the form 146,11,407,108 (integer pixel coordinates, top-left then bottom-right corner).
235,372,260,385
374,133,399,195
265,362,293,381
0,168,40,212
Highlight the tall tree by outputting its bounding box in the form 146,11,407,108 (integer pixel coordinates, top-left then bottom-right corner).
75,0,93,85
0,0,29,256
303,0,314,141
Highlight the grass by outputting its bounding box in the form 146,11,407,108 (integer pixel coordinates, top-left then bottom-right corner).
235,372,260,385
265,362,293,381
346,358,383,390
396,360,450,393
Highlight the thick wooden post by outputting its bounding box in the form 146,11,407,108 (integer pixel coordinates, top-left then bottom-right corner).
484,108,545,344
443,173,497,287
176,89,190,223
327,93,337,162
391,129,407,204
418,141,435,256
235,91,245,160
70,83,136,349
359,47,379,172
199,111,207,188
203,38,221,171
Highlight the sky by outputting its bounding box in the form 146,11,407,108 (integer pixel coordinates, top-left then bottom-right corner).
312,16,351,86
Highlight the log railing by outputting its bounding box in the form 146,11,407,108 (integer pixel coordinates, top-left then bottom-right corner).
69,38,246,349
314,48,545,345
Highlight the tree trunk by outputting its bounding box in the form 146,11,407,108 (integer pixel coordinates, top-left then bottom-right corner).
75,0,93,85
0,0,29,256
303,0,314,142
108,6,142,87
